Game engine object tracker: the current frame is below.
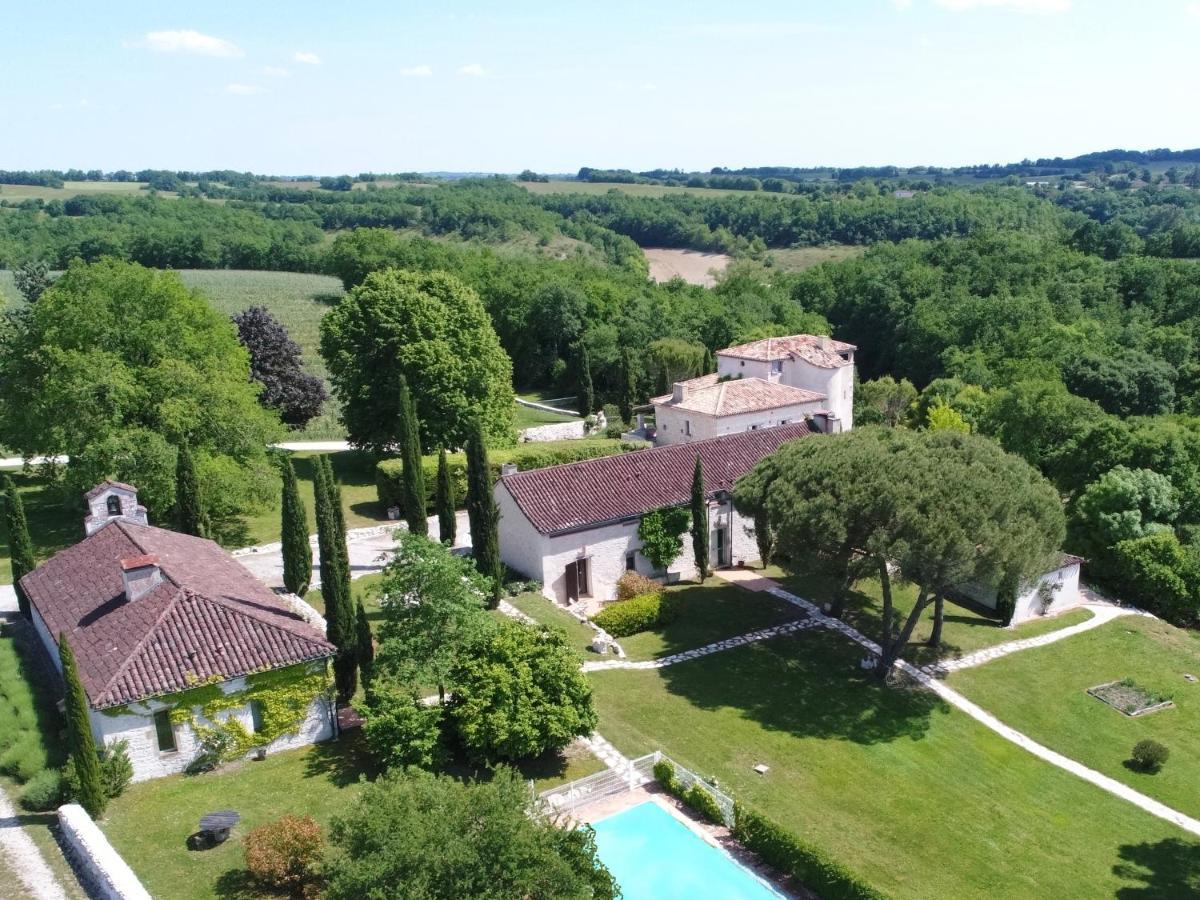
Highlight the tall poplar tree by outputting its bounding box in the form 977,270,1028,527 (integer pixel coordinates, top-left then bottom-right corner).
279,457,312,596
576,343,594,416
397,376,428,537
356,598,374,690
436,447,456,545
464,420,502,608
174,445,205,537
60,633,105,817
314,457,357,702
690,455,710,582
2,476,35,618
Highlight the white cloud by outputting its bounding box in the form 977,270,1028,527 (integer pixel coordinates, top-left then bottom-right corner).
226,83,265,95
294,50,322,65
683,22,824,37
1187,2,1200,20
935,0,1071,11
262,65,290,77
457,63,485,76
400,64,433,77
139,29,243,57
891,0,914,10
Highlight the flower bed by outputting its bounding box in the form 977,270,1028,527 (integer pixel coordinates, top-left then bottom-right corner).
1086,679,1174,717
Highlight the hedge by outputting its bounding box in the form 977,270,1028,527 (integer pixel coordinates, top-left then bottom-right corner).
732,804,890,900
591,592,680,637
652,758,726,825
376,439,646,513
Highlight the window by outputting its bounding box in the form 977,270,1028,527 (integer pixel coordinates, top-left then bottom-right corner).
153,710,176,753
249,700,265,734
106,495,121,516
780,418,790,425
771,359,783,374
685,420,692,436
625,552,636,572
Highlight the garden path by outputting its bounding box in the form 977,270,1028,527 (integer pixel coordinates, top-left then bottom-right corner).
0,784,68,900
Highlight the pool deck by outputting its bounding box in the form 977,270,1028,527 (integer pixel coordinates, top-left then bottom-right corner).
572,787,804,899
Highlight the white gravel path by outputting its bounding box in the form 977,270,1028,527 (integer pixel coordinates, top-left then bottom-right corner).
0,785,68,900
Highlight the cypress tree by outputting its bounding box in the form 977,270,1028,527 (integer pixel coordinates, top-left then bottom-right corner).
2,476,35,619
618,347,637,425
465,419,503,608
690,455,710,583
279,457,312,596
60,633,105,817
314,457,357,702
702,346,715,374
436,447,456,545
356,598,374,690
576,343,594,416
397,376,428,537
174,445,205,537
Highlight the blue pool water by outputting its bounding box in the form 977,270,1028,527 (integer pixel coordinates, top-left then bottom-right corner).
591,801,783,899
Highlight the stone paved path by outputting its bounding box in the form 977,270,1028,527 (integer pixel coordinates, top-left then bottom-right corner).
0,785,68,900
713,570,1200,839
925,603,1143,677
581,733,634,771
582,619,817,672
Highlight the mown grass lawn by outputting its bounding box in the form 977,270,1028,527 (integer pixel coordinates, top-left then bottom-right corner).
764,564,1093,666
505,592,598,656
101,731,603,900
951,615,1200,822
0,470,82,585
589,625,1200,899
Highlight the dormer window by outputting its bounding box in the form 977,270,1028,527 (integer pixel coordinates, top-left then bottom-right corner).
771,360,783,374
106,495,122,516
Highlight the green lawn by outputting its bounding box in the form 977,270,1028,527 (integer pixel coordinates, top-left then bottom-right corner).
590,625,1200,899
0,471,83,585
765,564,1093,666
514,403,580,429
952,615,1200,821
101,732,603,900
506,592,598,655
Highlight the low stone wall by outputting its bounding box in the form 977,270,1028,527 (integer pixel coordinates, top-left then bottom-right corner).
57,804,151,900
520,420,588,442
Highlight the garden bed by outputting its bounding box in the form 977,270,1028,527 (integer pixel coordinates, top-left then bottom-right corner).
1087,679,1175,717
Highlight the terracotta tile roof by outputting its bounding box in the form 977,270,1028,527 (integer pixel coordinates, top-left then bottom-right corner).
717,334,856,368
499,423,814,535
20,520,334,709
651,374,825,416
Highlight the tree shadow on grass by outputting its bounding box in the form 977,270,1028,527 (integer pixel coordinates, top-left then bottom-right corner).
655,625,946,745
1113,838,1200,898
301,731,379,788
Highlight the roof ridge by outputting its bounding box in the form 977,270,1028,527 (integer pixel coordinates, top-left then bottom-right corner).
115,520,183,591
715,382,729,415
200,590,329,647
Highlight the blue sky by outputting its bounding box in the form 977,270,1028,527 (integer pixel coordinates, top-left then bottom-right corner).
4,0,1199,174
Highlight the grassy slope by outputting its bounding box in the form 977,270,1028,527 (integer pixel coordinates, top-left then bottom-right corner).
101,733,604,900
951,615,1200,821
765,565,1094,665
766,244,866,272
590,624,1200,899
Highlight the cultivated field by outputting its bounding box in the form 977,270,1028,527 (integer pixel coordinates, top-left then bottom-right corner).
643,248,731,287
0,181,168,203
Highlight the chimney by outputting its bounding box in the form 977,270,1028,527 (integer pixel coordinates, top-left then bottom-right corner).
120,555,162,602
672,382,689,403
500,463,518,477
817,335,832,352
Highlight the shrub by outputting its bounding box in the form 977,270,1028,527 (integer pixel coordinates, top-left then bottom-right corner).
1130,739,1170,772
684,782,726,826
100,740,133,800
20,768,63,811
360,690,446,770
616,571,661,602
244,815,324,895
376,440,645,513
733,804,889,900
0,734,48,783
591,592,679,638
652,758,679,794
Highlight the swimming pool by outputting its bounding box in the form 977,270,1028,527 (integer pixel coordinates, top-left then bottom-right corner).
591,800,784,899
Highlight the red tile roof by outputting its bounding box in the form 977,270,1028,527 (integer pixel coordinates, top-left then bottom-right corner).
119,554,159,571
717,334,856,368
651,374,825,416
20,520,334,709
499,423,814,535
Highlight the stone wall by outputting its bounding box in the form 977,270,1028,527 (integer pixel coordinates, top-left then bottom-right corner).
519,420,588,442
57,804,151,900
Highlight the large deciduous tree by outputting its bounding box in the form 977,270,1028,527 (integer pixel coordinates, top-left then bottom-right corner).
0,259,280,532
324,768,617,900
319,269,515,452
449,619,597,763
279,456,312,597
232,305,327,429
396,376,428,537
2,476,35,618
464,420,502,607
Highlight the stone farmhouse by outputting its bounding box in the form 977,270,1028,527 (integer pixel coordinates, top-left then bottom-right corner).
651,334,855,446
20,481,336,782
495,422,817,606
960,553,1085,627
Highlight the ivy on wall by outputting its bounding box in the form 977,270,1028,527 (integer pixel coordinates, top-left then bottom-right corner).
637,507,690,573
